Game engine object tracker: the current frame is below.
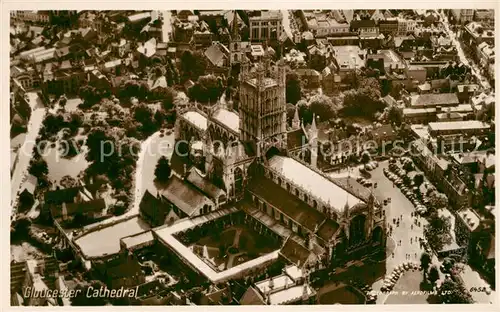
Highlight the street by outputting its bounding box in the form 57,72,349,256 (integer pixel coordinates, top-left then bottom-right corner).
436,10,491,90
11,107,46,211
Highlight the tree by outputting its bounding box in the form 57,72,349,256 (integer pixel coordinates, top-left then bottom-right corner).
78,85,99,106
438,278,474,303
429,192,448,211
361,151,371,164
286,72,302,104
188,74,224,103
413,173,424,188
28,157,49,177
342,78,386,118
424,214,452,251
420,252,431,277
155,156,172,183
308,95,339,122
180,50,207,81
131,102,153,125
387,105,403,125
428,265,440,287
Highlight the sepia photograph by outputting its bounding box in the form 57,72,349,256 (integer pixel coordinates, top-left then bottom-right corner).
8,6,497,306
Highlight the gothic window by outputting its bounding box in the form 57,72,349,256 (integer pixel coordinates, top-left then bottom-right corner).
304,194,308,203
295,188,299,197
349,214,366,246
277,177,282,186
234,53,239,62
286,183,290,192
313,200,317,208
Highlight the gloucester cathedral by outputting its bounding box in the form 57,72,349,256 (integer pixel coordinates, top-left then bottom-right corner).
165,54,387,274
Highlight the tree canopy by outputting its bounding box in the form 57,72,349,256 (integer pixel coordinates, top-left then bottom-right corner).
438,278,474,304
286,72,302,105
424,213,452,252
155,156,172,183
180,50,207,82
188,74,224,103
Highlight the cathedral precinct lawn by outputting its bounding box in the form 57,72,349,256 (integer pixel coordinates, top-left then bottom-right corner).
189,225,279,271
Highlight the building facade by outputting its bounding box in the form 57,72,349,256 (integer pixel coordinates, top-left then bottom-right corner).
249,11,283,42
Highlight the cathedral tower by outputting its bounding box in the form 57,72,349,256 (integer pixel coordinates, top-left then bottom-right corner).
238,57,288,158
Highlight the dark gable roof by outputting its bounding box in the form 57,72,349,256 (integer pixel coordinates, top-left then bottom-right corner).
186,168,225,200
247,177,332,233
317,219,340,242
51,198,106,218
351,19,377,30
279,237,311,267
161,175,210,216
139,190,172,227
45,187,82,205
239,286,265,305
287,128,307,150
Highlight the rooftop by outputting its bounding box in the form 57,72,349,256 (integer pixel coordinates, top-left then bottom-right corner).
154,207,280,284
458,208,481,232
428,120,490,132
268,156,362,213
182,111,208,131
410,93,460,107
212,108,240,134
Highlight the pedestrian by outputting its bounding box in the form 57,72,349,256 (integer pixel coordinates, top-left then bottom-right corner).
411,224,413,230
415,253,417,258
410,238,413,244
399,239,402,246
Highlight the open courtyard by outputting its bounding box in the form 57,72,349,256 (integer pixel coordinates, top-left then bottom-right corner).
186,224,280,271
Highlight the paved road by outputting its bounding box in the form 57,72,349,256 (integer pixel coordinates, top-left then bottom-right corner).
436,10,491,90
83,131,175,230
11,107,46,211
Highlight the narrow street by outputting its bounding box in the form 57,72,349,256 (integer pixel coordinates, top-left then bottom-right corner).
11,107,46,211
436,10,491,90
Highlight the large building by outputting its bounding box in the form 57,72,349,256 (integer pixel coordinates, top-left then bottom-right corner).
451,9,474,24
174,58,387,282
249,11,283,42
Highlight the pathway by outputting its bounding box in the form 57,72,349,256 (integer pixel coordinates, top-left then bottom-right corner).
11,106,46,211
232,228,242,248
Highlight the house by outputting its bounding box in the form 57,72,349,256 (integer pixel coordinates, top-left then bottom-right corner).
295,69,321,89
204,42,230,69
94,253,146,289
139,174,217,227
19,175,38,208
44,184,107,222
